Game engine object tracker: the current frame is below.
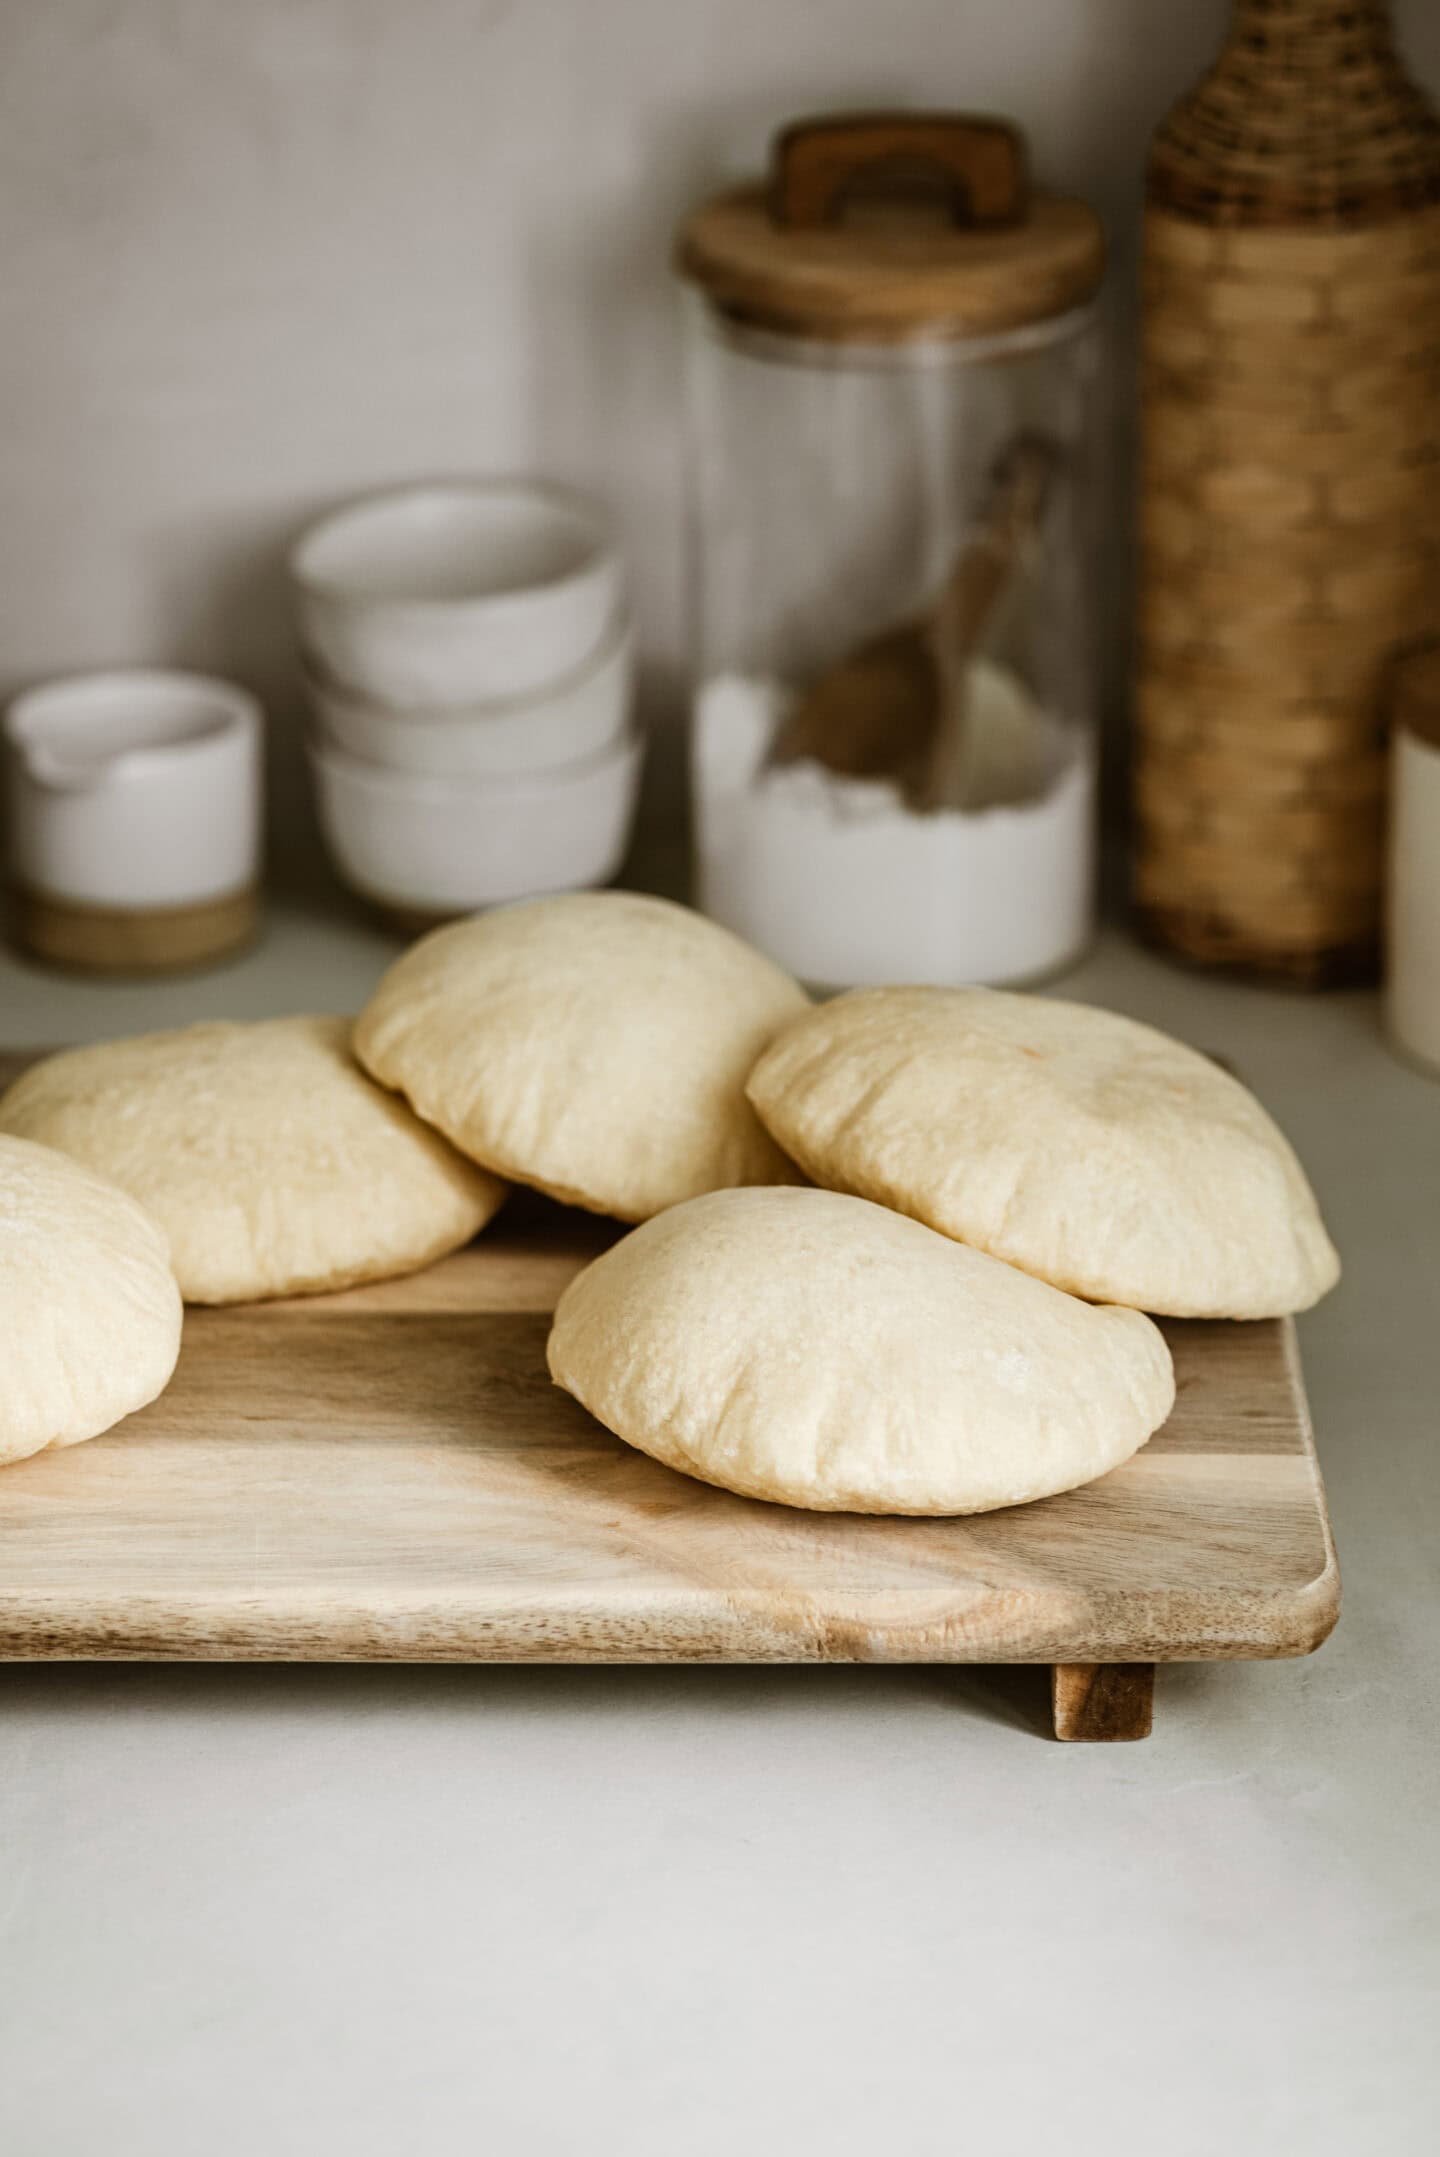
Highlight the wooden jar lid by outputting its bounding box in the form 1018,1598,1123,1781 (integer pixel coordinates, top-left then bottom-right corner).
676,112,1104,342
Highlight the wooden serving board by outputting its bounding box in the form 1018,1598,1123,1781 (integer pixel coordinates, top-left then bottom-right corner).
0,1117,1339,1740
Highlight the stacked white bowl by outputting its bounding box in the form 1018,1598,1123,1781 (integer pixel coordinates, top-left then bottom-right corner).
292,480,642,922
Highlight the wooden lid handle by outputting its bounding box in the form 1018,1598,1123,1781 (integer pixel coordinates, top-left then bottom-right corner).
771,113,1028,231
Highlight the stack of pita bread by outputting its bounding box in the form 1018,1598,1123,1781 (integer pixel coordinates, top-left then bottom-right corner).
0,893,1336,1510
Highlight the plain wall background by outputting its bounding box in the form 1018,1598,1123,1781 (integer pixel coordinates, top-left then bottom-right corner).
2,0,1438,872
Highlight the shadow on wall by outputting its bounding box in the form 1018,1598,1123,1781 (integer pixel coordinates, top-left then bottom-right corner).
150,506,314,880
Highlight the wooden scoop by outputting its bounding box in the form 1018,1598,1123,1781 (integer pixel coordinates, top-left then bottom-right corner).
770,432,1060,810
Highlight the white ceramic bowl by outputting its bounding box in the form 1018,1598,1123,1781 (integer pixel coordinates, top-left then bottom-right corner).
291,481,623,708
309,726,643,916
3,670,263,909
306,612,633,778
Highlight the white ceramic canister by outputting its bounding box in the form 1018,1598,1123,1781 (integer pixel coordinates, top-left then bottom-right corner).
3,670,263,973
1386,645,1440,1075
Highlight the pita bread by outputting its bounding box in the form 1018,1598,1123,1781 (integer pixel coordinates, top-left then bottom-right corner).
1,1133,182,1468
548,1186,1174,1514
354,893,807,1221
747,986,1339,1318
0,1017,504,1304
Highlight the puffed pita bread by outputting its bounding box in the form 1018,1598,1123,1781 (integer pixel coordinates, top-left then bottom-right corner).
747,986,1339,1319
1,1133,182,1468
354,893,808,1221
547,1186,1174,1514
0,1017,504,1305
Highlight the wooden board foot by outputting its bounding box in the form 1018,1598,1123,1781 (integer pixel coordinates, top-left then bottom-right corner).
1051,1662,1155,1742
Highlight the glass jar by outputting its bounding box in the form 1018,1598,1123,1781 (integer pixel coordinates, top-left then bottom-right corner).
676,113,1105,988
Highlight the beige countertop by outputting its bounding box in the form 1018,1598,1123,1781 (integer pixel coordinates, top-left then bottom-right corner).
1,884,1435,2156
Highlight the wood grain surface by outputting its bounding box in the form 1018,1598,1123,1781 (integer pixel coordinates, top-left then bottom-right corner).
0,1040,1340,1673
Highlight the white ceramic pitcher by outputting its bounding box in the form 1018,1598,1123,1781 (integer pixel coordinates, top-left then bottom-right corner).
3,669,263,972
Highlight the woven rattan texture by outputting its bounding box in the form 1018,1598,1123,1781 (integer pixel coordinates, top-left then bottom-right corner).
1148,0,1440,225
1134,0,1440,985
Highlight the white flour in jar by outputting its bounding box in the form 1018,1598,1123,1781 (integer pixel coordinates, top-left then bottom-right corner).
694,664,1094,988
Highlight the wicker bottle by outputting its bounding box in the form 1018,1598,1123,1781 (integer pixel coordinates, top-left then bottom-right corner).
1133,0,1440,985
